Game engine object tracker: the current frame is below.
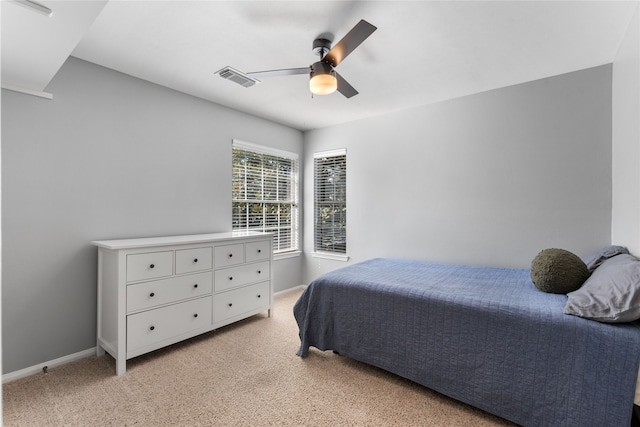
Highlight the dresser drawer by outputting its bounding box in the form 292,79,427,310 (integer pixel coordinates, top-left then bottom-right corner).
126,251,173,282
127,271,213,313
245,240,271,263
176,247,212,274
214,281,269,323
214,244,244,268
127,296,212,353
214,261,270,293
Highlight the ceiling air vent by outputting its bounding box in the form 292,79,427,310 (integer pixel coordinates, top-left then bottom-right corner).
216,67,259,88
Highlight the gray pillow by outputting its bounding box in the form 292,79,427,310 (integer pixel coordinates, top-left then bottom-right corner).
564,254,640,323
581,245,629,273
530,248,590,294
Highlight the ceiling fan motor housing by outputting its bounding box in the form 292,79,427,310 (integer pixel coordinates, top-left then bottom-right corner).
312,38,333,59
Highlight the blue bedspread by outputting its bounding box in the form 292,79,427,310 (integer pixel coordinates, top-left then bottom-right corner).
294,258,640,427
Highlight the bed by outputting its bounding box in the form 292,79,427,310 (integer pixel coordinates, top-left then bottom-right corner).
293,257,640,427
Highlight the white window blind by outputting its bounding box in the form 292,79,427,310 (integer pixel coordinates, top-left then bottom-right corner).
232,140,299,253
314,149,347,254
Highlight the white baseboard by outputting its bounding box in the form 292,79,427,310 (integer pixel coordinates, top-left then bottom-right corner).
274,284,306,296
2,348,96,384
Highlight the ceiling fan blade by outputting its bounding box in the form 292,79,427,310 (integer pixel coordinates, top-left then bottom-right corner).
335,72,358,98
322,19,377,67
246,67,310,79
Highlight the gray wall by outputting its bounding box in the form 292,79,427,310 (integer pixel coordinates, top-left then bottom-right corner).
1,57,619,375
303,65,613,283
612,5,640,255
1,57,303,374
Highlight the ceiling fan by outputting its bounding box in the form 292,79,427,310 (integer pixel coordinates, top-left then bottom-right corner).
216,19,377,98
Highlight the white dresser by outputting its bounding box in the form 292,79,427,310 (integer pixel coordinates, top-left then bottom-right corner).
92,231,273,375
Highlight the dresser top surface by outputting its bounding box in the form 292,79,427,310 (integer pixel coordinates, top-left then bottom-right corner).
91,231,273,250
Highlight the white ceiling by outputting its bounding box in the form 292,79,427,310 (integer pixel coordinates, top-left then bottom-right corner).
2,1,638,131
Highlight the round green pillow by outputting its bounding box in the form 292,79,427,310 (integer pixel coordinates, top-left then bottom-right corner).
530,248,590,294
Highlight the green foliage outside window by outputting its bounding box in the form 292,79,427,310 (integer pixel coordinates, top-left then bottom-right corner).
314,153,346,254
232,146,297,253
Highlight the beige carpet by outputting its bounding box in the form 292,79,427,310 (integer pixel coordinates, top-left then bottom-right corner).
3,288,516,426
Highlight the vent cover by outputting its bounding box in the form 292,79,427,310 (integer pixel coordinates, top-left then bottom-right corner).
216,67,260,88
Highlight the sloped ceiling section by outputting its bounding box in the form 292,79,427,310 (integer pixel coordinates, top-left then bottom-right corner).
1,0,108,97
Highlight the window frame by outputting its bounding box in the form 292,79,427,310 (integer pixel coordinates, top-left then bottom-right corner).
232,139,299,256
313,148,348,261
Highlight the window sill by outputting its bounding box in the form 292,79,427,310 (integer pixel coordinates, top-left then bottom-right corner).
311,252,350,262
274,251,301,261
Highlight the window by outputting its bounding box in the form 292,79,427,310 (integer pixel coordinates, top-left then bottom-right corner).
232,140,298,254
314,149,347,255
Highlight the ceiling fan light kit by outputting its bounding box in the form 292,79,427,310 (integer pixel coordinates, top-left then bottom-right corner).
217,19,376,99
310,61,337,95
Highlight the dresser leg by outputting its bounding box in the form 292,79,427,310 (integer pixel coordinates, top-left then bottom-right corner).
116,359,126,376
96,345,105,357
